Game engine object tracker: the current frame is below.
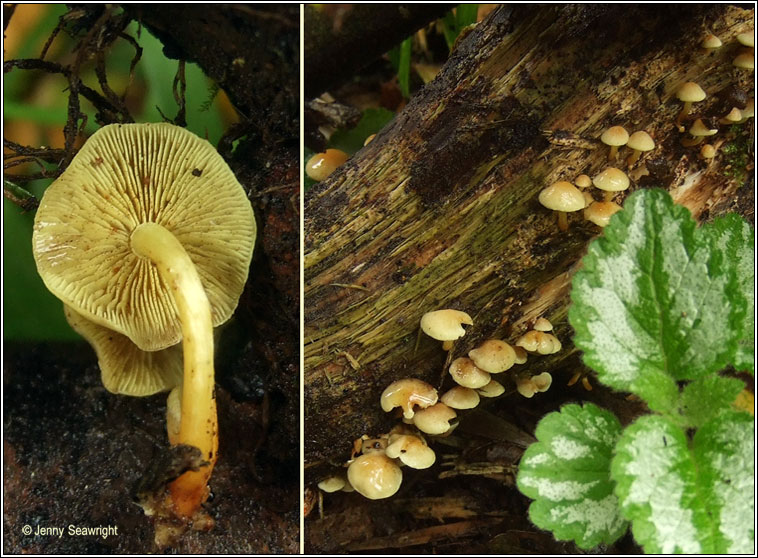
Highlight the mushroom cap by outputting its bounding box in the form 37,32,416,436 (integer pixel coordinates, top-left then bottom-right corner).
476,379,505,398
305,148,349,181
626,131,655,152
574,174,592,189
347,453,403,500
700,144,717,159
64,304,182,396
584,201,623,228
32,123,256,352
449,357,491,389
420,309,473,341
318,475,347,493
689,119,718,137
741,99,754,119
737,32,754,48
516,377,537,398
533,317,553,332
532,372,553,392
592,168,630,192
600,126,629,147
380,378,438,419
723,107,743,122
701,33,723,49
733,52,754,70
385,434,436,469
516,330,562,355
513,345,528,364
538,181,585,212
468,339,516,373
676,82,706,102
412,403,457,435
440,386,480,409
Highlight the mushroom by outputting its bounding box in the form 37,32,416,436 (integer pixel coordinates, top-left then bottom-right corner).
420,309,473,350
347,453,403,500
675,82,706,132
318,475,347,493
385,433,436,469
592,167,630,202
699,144,717,160
733,51,754,70
412,402,457,435
380,378,438,419
513,346,528,364
625,131,655,167
701,33,723,49
515,330,562,355
440,386,480,409
575,174,592,189
681,118,718,147
476,379,505,398
600,125,629,161
449,357,491,389
533,317,553,332
305,148,349,181
720,107,743,124
468,339,516,373
584,200,623,228
538,181,585,232
517,373,553,398
32,123,255,520
737,32,754,48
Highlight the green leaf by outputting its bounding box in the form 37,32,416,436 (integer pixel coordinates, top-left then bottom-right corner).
328,108,395,155
693,411,755,553
455,5,480,29
517,403,628,549
612,413,755,554
397,37,412,99
705,214,754,374
679,375,745,428
569,189,750,411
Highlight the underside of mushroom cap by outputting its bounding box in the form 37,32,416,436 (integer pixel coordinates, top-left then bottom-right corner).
64,304,183,396
33,123,256,351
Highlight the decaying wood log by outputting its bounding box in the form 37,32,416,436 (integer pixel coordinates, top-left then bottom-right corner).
304,3,755,474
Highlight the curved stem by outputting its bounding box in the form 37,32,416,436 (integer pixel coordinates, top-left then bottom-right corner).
131,221,217,518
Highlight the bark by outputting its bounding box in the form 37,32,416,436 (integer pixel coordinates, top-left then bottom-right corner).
304,2,755,476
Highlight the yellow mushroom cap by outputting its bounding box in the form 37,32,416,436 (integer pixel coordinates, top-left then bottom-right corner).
701,33,723,49
516,377,537,398
515,330,562,355
412,403,457,435
420,309,473,341
440,386,480,409
318,475,347,493
538,181,585,212
64,305,182,396
689,119,718,137
592,167,630,192
380,378,438,419
385,434,436,469
741,100,754,119
32,123,256,353
574,174,592,189
347,453,403,500
476,379,505,398
676,82,706,103
533,317,553,332
513,345,528,364
305,148,349,181
722,107,743,123
700,144,717,159
449,357,491,389
600,126,629,147
733,52,754,70
737,32,754,48
584,201,623,228
531,372,553,392
627,131,655,152
468,339,516,373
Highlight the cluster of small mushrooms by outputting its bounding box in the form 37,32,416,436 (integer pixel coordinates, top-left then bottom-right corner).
318,309,562,500
538,28,754,232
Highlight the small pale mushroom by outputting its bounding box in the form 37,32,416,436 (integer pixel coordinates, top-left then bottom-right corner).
412,402,457,435
701,33,723,49
699,144,717,160
531,372,553,392
600,125,629,161
737,32,755,48
468,339,516,373
449,357,491,389
533,317,553,332
513,346,528,364
515,330,562,355
626,131,655,167
385,434,436,469
681,118,718,147
318,475,347,493
538,181,585,232
476,379,505,398
305,148,349,181
675,82,706,132
380,378,438,419
347,453,403,500
592,167,630,202
440,386,480,409
584,200,623,228
733,52,754,70
738,99,754,122
574,174,592,189
420,309,473,350
720,107,743,124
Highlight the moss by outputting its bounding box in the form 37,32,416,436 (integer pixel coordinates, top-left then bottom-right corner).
721,125,753,180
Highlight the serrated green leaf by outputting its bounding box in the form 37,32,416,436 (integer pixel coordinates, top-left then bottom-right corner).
679,375,746,428
517,403,628,549
693,411,755,553
705,214,754,374
612,413,755,554
569,189,750,411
